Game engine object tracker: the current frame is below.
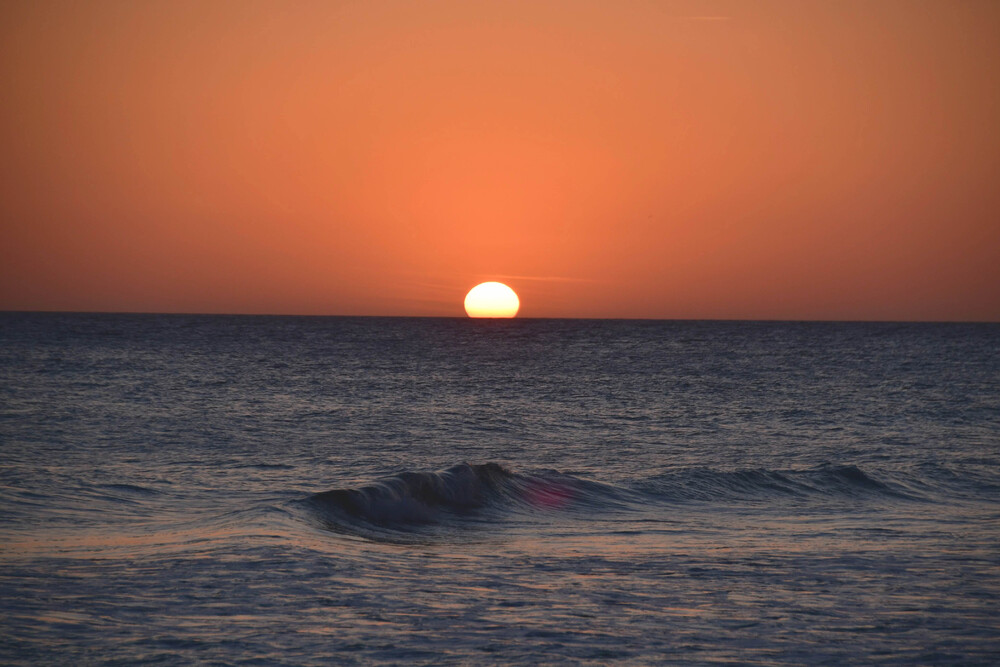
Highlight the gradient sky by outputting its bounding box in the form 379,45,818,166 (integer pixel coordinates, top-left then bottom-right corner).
2,0,998,320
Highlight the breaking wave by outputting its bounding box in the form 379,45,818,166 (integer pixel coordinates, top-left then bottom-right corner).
300,462,924,540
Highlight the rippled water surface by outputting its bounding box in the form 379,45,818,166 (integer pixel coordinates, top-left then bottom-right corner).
1,314,998,664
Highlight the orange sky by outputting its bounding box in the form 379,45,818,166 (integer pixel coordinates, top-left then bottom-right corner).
2,0,998,320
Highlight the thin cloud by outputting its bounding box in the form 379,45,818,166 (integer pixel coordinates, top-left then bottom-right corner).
400,271,606,286
486,274,604,284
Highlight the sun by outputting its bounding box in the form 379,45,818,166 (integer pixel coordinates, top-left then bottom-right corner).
464,282,520,318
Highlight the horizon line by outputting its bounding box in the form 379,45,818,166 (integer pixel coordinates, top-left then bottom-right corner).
2,309,998,325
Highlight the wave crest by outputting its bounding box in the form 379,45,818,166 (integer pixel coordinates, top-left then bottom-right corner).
635,464,910,502
307,462,511,526
300,462,919,540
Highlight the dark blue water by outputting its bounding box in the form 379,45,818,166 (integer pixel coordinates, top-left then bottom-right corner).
1,313,998,664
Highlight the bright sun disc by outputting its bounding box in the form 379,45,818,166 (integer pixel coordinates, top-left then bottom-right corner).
464,282,520,318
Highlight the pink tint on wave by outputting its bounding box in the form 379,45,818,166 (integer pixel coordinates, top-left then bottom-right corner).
524,479,574,509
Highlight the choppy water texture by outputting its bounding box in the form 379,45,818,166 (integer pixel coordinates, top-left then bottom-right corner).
1,313,998,664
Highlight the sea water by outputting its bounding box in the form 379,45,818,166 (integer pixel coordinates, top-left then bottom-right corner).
1,313,998,664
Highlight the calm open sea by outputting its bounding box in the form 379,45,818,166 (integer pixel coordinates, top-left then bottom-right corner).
1,313,998,664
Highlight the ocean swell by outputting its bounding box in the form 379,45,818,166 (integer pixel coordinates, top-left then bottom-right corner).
301,462,627,536
301,462,923,540
633,464,917,502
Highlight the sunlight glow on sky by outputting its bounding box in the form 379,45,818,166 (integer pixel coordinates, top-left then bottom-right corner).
1,0,998,320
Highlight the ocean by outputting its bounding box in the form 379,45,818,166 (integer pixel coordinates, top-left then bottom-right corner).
1,313,998,664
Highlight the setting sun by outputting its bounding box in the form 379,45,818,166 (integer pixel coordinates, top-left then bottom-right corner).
464,282,520,318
